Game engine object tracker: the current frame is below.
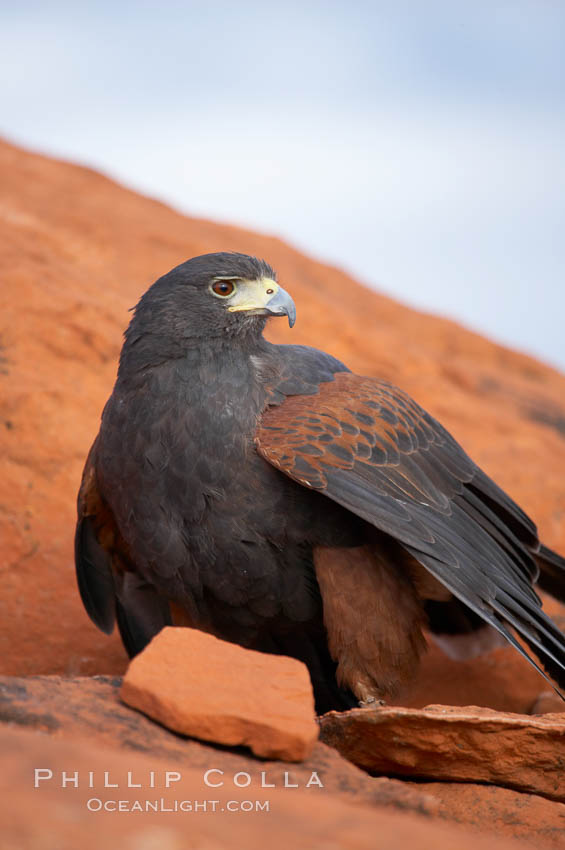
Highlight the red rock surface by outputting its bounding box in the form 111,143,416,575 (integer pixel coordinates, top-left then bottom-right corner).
1,137,565,709
120,627,318,761
392,638,564,714
530,690,565,715
0,674,438,815
0,724,531,850
419,781,565,850
4,674,565,849
319,704,565,801
2,137,565,848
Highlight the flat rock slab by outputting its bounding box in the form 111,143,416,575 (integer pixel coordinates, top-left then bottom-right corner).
121,627,318,761
320,703,565,802
0,674,436,814
1,724,526,850
3,675,564,848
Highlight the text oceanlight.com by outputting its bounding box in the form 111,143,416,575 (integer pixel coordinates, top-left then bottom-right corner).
86,799,270,813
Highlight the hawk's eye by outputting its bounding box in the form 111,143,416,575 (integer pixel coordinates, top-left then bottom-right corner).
211,279,237,298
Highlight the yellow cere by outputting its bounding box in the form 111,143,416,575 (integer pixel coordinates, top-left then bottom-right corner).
227,278,279,312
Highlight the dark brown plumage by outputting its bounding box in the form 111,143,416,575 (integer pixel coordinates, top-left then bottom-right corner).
76,252,565,712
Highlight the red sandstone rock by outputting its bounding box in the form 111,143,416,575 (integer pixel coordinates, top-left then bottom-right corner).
120,627,319,761
5,674,564,848
530,690,565,715
319,704,565,802
0,673,437,814
1,137,565,711
2,133,565,850
391,639,559,714
0,724,528,850
419,781,565,850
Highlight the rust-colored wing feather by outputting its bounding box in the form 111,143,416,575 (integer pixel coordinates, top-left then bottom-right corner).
256,372,565,690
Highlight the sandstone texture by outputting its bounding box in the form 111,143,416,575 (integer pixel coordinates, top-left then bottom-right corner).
0,674,437,815
2,674,563,849
319,703,565,801
2,138,565,849
530,690,565,715
1,136,565,705
120,627,318,761
391,631,565,714
420,781,565,850
1,724,528,850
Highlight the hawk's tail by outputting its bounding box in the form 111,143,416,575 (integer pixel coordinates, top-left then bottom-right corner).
536,544,565,603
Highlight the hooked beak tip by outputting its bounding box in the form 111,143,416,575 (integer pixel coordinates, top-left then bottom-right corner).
266,286,296,329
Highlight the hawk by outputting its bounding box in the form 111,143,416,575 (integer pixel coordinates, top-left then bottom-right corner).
76,253,565,712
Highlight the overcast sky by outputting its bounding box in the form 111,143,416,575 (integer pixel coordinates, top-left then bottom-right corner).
2,1,564,369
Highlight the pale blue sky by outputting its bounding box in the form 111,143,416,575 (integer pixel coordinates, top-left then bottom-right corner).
2,1,564,368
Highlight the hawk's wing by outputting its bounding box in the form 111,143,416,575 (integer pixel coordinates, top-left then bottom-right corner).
75,437,116,635
256,371,565,690
75,436,171,653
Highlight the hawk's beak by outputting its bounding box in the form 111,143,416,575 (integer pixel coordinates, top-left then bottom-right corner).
265,286,296,328
227,278,297,327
